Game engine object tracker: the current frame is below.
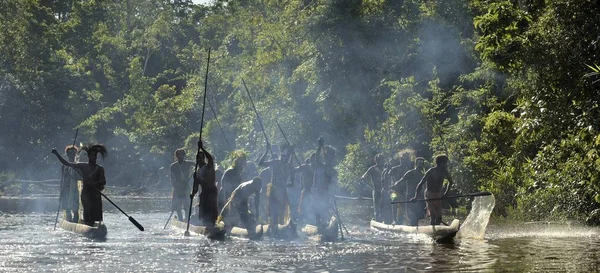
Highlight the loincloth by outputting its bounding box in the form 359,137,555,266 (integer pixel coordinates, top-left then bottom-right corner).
425,190,443,216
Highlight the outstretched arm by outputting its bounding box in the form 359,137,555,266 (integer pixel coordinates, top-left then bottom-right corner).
52,149,74,168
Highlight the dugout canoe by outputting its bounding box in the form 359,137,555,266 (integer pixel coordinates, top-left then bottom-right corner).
171,217,226,240
229,220,297,240
58,219,107,240
301,216,339,242
370,219,460,243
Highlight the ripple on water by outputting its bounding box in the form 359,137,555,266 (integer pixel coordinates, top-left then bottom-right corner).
2,200,600,272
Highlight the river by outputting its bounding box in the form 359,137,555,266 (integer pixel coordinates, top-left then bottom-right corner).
1,196,599,272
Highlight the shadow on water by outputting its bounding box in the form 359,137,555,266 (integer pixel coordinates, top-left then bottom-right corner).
1,196,600,272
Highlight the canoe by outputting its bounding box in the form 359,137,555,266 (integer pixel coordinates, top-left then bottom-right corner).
229,220,297,240
58,219,107,240
370,219,460,243
301,216,339,242
171,217,226,240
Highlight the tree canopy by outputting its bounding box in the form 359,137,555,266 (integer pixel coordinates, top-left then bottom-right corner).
1,0,599,221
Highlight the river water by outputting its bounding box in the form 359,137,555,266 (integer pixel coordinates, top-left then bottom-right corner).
1,196,599,272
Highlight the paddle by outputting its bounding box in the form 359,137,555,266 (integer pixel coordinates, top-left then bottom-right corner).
95,190,144,231
163,210,175,229
241,78,274,158
332,197,348,240
54,128,78,230
391,191,492,204
185,47,211,237
275,120,302,166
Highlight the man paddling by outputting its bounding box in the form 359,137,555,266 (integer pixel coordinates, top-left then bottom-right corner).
170,149,195,221
312,137,337,228
219,177,262,236
392,157,426,226
191,140,219,227
411,155,453,225
52,145,107,226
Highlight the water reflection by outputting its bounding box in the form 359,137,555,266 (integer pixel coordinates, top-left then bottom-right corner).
1,197,600,272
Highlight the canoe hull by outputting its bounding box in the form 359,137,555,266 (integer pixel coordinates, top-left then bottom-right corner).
171,218,226,240
58,219,107,240
301,216,339,242
229,221,297,240
370,219,460,243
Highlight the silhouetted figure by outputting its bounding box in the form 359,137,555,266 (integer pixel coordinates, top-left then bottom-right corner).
220,151,247,211
259,144,294,235
60,145,81,222
219,177,262,236
362,154,385,221
52,144,107,226
412,155,453,225
312,137,337,228
393,157,426,226
294,153,316,224
169,149,194,221
191,141,218,227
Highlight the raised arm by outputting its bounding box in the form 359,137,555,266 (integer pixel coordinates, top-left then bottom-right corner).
52,149,75,168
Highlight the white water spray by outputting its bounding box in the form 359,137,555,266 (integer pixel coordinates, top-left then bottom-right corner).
457,194,495,239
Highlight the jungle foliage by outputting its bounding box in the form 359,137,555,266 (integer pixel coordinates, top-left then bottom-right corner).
0,0,599,220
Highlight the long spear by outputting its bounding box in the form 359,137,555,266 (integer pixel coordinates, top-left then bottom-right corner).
185,47,211,236
54,128,78,230
206,91,232,150
275,120,302,166
241,78,273,158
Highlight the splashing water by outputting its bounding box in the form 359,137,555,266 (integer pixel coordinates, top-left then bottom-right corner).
458,194,495,239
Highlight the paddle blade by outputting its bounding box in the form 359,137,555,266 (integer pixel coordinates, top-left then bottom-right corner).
129,216,144,231
184,231,191,236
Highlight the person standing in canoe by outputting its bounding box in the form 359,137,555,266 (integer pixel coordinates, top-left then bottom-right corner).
411,155,453,226
392,157,426,226
191,140,219,227
258,144,294,236
52,144,107,226
361,153,385,222
219,177,262,236
293,153,315,224
60,145,81,222
219,151,247,211
312,137,337,228
170,148,195,221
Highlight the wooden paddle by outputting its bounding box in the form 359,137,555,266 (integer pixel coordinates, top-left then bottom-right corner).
391,191,492,204
163,210,175,229
97,190,144,231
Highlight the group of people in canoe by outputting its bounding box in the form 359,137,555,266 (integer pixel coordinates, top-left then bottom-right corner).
168,136,339,238
50,136,454,236
362,151,453,226
51,144,108,227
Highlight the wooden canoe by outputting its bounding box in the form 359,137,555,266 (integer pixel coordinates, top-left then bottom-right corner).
229,220,297,240
171,217,226,240
301,216,339,242
58,219,107,240
370,219,460,243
